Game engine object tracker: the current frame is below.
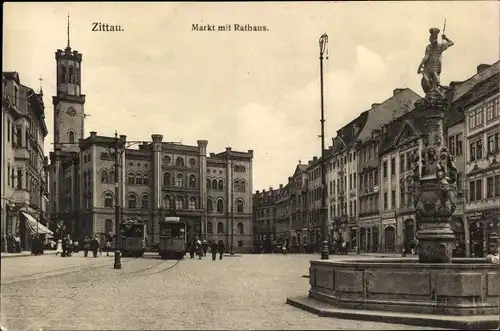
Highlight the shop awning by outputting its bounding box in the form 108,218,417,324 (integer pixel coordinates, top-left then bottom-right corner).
22,212,54,236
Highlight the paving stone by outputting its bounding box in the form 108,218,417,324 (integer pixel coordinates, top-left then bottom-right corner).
1,253,447,330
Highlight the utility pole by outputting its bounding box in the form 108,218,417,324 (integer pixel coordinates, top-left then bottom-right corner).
319,33,330,260
113,131,122,269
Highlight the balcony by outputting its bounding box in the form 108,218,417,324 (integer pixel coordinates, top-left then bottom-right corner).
14,147,30,160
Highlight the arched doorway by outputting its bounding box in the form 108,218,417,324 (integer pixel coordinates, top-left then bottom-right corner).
360,228,366,252
372,227,379,252
384,226,396,252
470,222,484,257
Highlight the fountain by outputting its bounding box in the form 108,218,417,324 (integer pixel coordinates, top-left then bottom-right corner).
286,28,500,330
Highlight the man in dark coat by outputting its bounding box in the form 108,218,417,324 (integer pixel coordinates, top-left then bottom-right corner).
90,236,99,258
218,240,225,260
211,240,218,261
82,236,90,257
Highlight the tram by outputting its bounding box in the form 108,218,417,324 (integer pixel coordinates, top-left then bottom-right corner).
119,219,147,257
158,217,187,259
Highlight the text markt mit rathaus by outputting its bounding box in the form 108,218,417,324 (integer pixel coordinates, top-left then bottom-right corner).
192,24,269,32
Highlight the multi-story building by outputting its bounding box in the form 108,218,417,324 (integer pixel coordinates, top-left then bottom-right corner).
307,156,324,247
326,113,368,249
378,107,426,253
289,162,309,247
49,31,254,251
2,71,49,251
462,61,500,258
356,88,420,253
275,181,291,243
252,187,281,250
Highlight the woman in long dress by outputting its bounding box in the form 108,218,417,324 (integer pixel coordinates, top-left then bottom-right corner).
55,239,63,256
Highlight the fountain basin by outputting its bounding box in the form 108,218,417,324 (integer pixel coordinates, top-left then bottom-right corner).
307,258,499,316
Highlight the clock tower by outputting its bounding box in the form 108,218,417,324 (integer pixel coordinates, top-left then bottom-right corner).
52,15,86,153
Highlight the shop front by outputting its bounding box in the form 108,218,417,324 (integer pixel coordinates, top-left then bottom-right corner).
467,210,499,258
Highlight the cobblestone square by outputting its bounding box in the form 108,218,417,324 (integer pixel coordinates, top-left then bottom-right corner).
0,253,451,330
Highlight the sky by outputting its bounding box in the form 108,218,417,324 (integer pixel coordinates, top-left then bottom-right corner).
3,1,499,191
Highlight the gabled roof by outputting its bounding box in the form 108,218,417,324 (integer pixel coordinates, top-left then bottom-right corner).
293,163,308,177
356,88,421,143
380,108,427,153
452,61,500,102
446,64,500,127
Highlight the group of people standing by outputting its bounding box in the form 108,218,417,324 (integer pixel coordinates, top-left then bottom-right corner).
187,239,226,261
55,235,101,258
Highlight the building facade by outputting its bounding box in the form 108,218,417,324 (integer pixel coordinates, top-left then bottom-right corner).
2,71,49,251
252,187,281,251
462,62,500,257
49,34,254,252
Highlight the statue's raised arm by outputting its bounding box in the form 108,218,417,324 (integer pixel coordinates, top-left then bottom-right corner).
418,28,454,95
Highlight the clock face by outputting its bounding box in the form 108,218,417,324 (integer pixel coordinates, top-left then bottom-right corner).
67,107,77,116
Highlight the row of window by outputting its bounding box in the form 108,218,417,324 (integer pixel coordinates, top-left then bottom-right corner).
206,221,245,235
6,165,23,189
102,192,246,213
468,98,499,130
163,155,196,168
469,132,500,162
206,178,247,192
469,175,500,202
58,65,81,85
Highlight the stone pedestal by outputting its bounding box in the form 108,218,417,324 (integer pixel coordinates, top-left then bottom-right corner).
411,91,459,264
306,258,500,316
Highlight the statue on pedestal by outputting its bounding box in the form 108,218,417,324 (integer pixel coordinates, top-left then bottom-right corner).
417,27,454,95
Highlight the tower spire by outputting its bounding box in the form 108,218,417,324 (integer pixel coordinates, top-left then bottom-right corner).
67,13,71,49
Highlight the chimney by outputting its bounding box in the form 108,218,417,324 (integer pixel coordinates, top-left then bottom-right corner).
119,135,127,143
450,81,464,89
308,160,312,165
371,103,381,109
477,64,491,74
288,176,293,183
353,124,359,136
209,153,215,157
298,160,301,165
313,156,318,162
270,186,273,191
256,190,260,194
393,88,405,96
226,147,232,152
247,149,253,155
90,131,97,138
262,189,266,193
279,184,283,189
151,134,163,142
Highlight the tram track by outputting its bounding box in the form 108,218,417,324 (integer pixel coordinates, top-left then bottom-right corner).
1,257,137,286
123,258,181,279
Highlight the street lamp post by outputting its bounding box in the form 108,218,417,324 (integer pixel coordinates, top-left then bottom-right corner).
319,33,329,260
113,131,122,269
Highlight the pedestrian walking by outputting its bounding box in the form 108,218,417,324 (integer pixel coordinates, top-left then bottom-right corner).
202,240,208,257
82,236,90,257
55,239,63,256
211,240,218,261
218,240,225,260
189,241,196,259
105,238,112,256
90,236,99,258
